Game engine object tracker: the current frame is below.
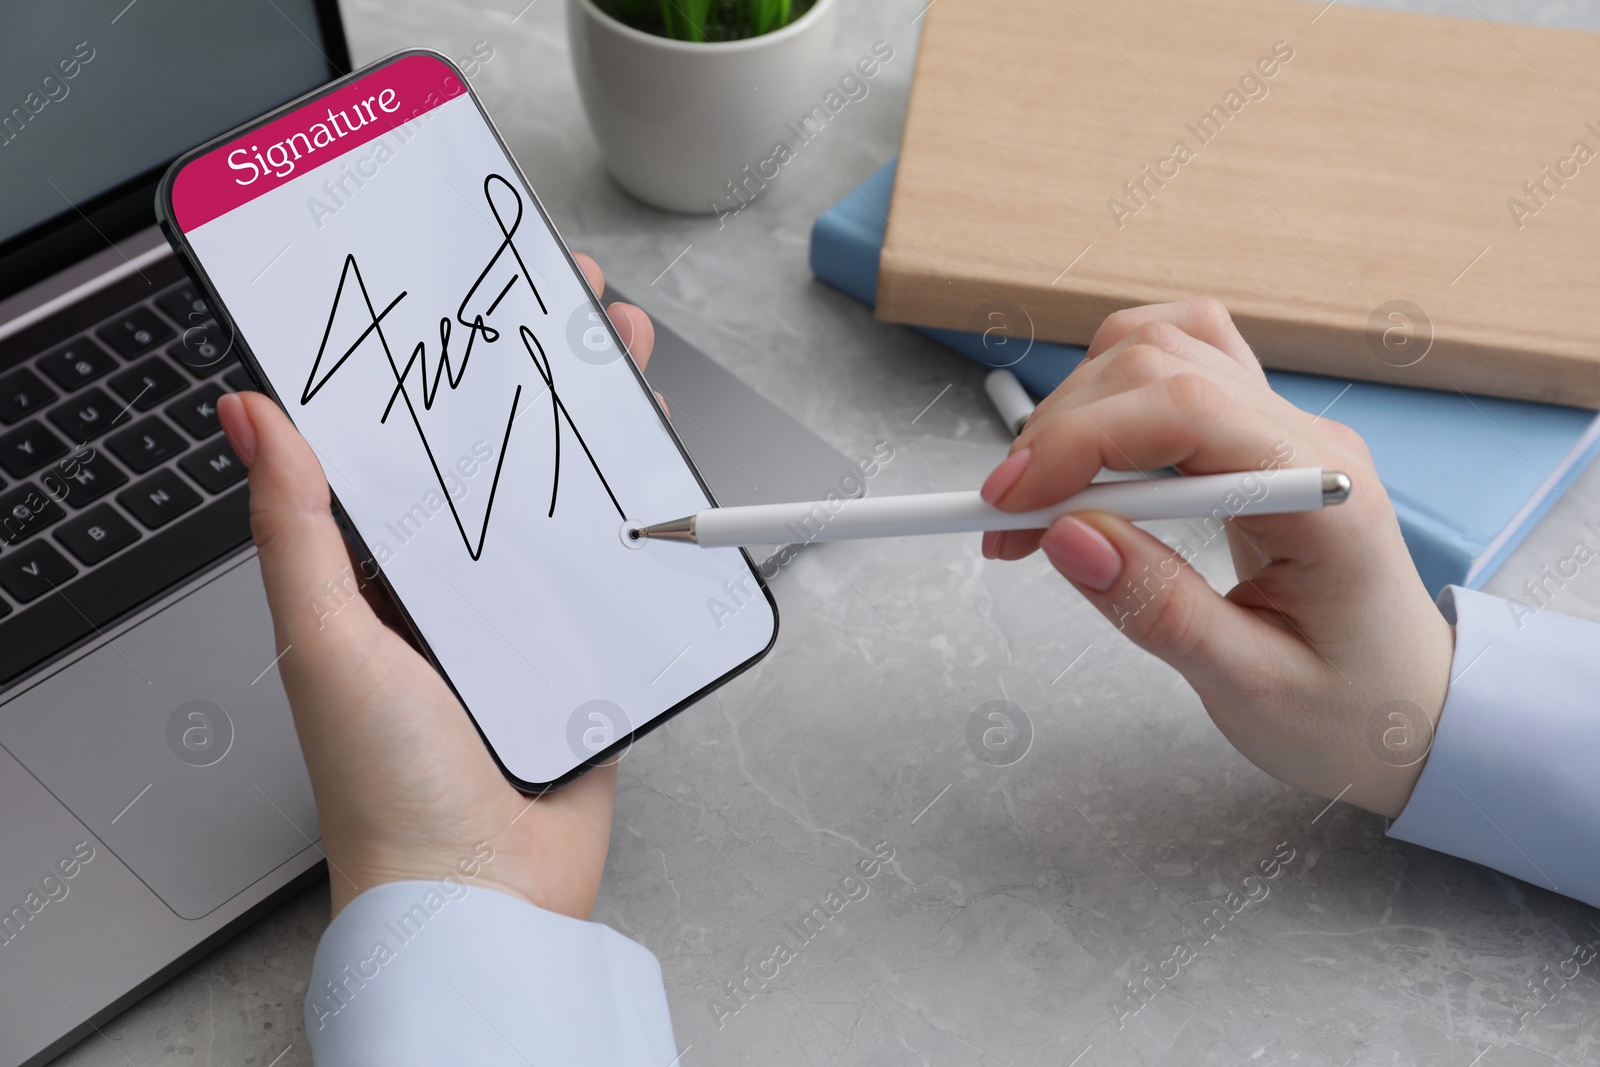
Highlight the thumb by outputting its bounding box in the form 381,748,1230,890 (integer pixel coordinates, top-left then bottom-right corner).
218,392,381,658
1041,511,1275,686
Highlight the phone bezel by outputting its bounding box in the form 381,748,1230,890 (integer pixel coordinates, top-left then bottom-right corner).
153,48,779,793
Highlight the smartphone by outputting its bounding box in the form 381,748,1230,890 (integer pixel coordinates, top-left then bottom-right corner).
155,50,777,791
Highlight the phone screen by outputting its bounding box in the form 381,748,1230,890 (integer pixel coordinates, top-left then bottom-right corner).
159,52,776,789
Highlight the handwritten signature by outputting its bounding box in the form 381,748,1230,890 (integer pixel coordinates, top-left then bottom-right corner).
300,173,626,560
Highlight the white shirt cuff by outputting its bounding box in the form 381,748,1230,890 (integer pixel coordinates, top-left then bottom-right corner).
1388,585,1600,908
304,879,677,1065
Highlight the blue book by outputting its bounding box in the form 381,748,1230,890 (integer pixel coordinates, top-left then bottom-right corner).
811,160,1600,596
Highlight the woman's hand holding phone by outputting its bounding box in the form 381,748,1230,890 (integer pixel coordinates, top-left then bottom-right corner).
217,255,651,920
981,299,1455,819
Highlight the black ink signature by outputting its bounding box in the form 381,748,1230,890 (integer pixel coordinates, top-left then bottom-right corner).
300,173,626,560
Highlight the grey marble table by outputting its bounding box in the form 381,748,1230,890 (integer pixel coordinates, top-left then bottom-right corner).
59,0,1600,1064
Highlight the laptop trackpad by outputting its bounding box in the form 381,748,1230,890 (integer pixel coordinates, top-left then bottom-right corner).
0,557,316,920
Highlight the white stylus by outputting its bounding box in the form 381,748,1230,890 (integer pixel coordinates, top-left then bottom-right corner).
631,468,1351,548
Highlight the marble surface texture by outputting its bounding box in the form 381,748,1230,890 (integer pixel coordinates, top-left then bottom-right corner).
57,0,1600,1064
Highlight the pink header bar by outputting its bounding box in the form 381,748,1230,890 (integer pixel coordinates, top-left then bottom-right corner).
171,53,465,232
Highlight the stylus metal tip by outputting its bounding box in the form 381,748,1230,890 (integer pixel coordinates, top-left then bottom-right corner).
636,516,698,542
1322,471,1353,506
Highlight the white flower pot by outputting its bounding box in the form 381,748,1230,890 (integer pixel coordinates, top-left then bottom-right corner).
568,0,839,214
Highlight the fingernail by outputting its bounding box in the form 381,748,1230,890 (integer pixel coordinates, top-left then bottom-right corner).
980,448,1031,504
981,530,1001,559
218,393,259,467
1041,516,1122,591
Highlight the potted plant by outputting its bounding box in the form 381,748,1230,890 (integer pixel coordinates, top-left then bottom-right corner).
568,0,839,213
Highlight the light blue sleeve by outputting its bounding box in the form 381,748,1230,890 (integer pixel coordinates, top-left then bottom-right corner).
1388,585,1600,908
303,880,678,1065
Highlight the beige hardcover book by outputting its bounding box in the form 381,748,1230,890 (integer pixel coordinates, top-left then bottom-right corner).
877,0,1600,406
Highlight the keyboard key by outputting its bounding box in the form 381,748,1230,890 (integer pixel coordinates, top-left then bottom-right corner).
41,447,127,508
117,468,201,529
46,386,131,443
55,503,140,565
168,320,231,376
96,307,174,359
223,365,255,392
166,383,224,439
38,338,118,391
0,421,69,477
154,283,211,326
0,541,77,603
0,483,65,544
0,597,11,621
0,368,58,424
0,485,249,684
108,356,189,411
106,416,187,473
179,437,246,493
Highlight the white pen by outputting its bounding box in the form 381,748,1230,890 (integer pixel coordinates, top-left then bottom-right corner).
984,367,1177,485
984,368,1036,435
630,468,1352,548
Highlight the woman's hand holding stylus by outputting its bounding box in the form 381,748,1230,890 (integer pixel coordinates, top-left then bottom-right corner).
981,299,1454,818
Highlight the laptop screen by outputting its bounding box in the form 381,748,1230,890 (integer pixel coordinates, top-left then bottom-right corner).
0,0,343,295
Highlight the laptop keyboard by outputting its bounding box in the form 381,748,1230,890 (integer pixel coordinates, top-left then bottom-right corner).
0,270,257,686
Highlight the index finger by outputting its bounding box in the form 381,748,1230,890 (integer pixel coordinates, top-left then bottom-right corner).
993,375,1299,513
1085,298,1260,372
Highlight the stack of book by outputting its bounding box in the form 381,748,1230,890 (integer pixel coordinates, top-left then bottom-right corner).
811,161,1600,595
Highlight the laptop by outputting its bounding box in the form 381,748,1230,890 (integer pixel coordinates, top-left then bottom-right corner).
0,6,852,1063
